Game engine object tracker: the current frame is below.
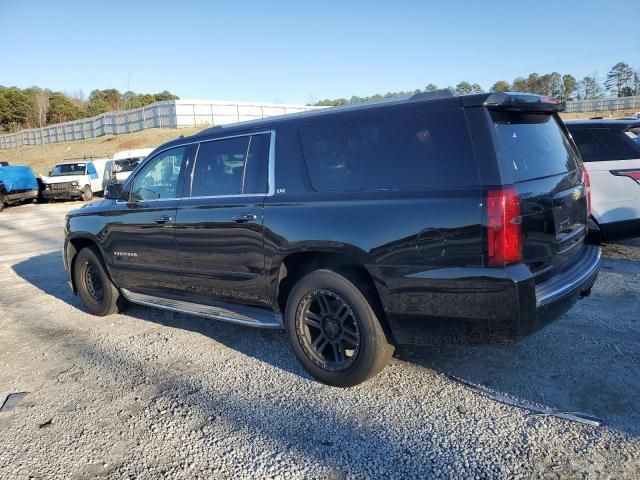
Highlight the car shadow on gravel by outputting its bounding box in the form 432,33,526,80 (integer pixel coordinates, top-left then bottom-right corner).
11,252,307,381
13,251,640,438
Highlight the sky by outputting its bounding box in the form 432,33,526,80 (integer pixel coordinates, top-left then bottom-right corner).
1,0,639,105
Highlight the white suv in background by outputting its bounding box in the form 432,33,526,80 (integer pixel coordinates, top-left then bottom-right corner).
566,119,640,240
103,148,155,190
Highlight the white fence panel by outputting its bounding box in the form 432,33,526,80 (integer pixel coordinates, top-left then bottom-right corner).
565,95,640,113
0,100,321,150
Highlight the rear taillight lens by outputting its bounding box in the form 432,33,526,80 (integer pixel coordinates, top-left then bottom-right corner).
582,166,592,217
486,187,522,267
611,169,640,184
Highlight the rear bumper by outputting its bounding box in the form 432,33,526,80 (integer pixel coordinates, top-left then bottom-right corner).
382,244,602,344
522,243,601,336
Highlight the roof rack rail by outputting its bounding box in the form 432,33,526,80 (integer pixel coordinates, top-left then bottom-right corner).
62,156,97,162
409,89,454,102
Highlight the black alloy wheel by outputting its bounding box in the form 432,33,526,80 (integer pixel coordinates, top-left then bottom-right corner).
296,289,361,371
285,269,394,387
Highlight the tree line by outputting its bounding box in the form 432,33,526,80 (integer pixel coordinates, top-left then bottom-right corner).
313,61,640,107
0,87,179,133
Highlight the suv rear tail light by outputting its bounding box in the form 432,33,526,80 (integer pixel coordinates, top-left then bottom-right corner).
611,169,640,184
486,187,522,267
583,166,592,216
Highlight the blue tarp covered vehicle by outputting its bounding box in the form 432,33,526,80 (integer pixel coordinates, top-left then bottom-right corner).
0,165,39,212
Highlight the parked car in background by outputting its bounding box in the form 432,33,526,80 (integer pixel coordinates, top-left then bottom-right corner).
0,161,9,166
41,159,105,201
64,91,601,387
0,164,39,212
566,118,640,240
103,148,154,190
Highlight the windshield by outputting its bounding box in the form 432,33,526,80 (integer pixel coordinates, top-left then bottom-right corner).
49,163,86,177
491,112,579,182
113,157,142,173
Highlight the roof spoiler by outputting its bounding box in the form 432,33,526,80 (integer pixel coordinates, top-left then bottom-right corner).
409,89,454,102
462,92,566,112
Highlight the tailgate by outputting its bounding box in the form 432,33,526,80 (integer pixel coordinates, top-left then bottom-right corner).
490,110,588,281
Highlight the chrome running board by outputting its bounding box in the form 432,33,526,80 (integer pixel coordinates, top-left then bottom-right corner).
121,289,283,329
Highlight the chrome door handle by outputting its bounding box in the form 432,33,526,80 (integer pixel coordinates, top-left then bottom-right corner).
232,213,258,223
153,216,174,224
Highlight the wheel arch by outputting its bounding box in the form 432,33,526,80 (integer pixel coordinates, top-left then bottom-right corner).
66,234,110,293
272,250,395,344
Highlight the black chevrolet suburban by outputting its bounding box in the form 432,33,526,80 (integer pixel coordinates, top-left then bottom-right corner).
64,91,601,386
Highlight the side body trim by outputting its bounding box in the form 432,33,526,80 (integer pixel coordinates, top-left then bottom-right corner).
121,289,283,329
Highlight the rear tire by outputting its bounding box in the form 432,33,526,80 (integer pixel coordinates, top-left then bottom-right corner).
81,187,93,202
285,269,394,387
73,246,125,316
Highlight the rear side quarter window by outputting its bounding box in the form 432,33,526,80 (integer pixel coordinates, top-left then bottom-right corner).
299,109,479,192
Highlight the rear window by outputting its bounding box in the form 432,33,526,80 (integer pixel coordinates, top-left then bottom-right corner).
114,158,142,173
568,126,640,162
491,112,579,182
299,109,478,192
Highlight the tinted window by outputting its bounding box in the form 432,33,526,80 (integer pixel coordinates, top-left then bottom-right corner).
190,134,269,197
299,109,478,192
491,112,579,182
131,147,186,201
114,158,141,173
243,134,270,194
568,127,640,162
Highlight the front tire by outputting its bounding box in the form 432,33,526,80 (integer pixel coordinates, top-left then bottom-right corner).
73,246,125,316
285,269,394,387
81,186,93,202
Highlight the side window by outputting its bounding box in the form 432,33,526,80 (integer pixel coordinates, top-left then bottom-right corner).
299,109,478,192
130,146,187,201
243,134,270,194
87,163,98,179
190,134,270,197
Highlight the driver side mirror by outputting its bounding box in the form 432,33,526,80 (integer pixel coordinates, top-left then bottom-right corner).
105,183,125,200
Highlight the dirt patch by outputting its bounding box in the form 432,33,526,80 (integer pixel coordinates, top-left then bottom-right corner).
117,137,146,149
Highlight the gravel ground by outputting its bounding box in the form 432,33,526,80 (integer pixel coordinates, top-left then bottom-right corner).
0,202,638,479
